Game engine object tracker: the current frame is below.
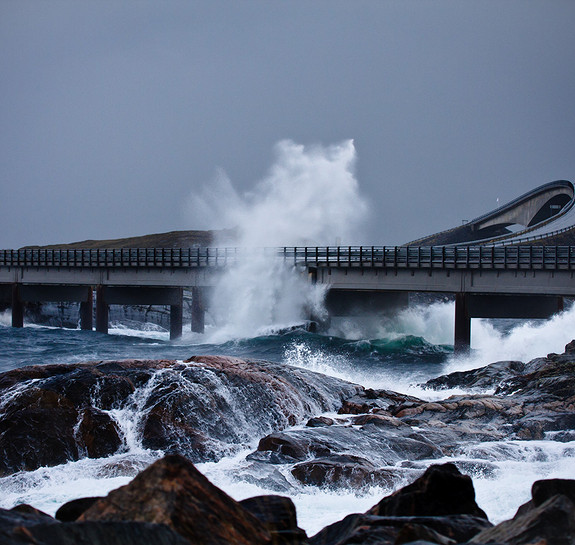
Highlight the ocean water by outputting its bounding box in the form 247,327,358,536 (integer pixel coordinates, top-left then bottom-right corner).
1,302,575,535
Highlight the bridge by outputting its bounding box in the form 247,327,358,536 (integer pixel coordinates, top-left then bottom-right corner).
1,245,574,351
3,180,575,351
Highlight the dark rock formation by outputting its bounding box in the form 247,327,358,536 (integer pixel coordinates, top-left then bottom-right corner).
55,497,102,522
79,454,272,545
309,513,491,545
291,455,400,488
470,478,575,545
367,463,487,519
2,455,574,545
0,356,361,474
240,495,308,545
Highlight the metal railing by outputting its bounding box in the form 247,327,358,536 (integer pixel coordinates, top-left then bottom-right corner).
1,246,575,271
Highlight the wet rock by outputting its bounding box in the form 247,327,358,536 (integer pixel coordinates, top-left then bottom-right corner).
471,494,575,544
395,522,457,544
0,388,80,474
0,357,362,475
338,389,423,415
424,360,525,391
78,408,122,458
0,506,57,544
240,495,308,545
55,497,102,522
309,513,491,545
256,425,443,471
367,463,488,519
306,416,335,427
79,454,272,545
257,431,333,461
291,454,400,489
531,478,575,506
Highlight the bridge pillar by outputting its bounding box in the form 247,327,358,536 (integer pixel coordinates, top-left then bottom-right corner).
191,287,205,334
95,286,108,334
11,284,24,328
80,289,93,330
170,288,183,340
454,293,471,354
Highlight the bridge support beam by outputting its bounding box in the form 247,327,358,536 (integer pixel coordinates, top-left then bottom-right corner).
96,286,108,334
191,287,205,334
454,293,471,355
170,288,183,340
11,284,24,328
79,289,93,330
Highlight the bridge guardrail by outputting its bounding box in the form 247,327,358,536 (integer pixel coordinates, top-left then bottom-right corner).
1,246,575,271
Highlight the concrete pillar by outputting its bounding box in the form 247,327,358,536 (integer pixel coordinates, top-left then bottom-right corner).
80,289,93,330
454,293,471,354
11,284,24,328
170,288,183,340
95,286,108,334
191,287,205,334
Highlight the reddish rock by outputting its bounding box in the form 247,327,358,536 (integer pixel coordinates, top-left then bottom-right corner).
78,408,122,459
79,454,272,545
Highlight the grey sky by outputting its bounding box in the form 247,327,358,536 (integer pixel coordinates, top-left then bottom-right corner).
2,1,574,248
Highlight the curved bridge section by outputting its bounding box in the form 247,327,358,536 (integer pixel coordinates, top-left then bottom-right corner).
409,180,575,246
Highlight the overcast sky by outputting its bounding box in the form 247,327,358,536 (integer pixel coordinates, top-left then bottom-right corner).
2,1,575,248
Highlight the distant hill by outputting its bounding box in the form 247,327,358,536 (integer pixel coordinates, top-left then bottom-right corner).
23,229,237,250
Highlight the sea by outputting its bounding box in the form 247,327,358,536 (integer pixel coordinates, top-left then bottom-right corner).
1,302,574,536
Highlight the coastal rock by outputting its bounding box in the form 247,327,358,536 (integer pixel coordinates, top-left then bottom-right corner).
255,424,443,479
0,357,361,474
309,513,491,545
240,495,308,545
367,463,488,519
77,408,122,459
79,454,272,545
471,493,575,544
55,497,102,522
291,454,401,488
424,360,525,391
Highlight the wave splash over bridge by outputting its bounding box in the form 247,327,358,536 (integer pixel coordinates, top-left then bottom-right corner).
187,139,368,341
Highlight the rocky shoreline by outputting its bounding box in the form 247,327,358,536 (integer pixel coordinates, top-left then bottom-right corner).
0,342,574,543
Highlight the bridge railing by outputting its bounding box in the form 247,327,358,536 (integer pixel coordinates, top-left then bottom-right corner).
1,246,575,270
285,245,575,270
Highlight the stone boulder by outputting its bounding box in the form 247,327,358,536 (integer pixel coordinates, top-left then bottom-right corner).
367,463,488,519
79,454,272,545
240,495,308,545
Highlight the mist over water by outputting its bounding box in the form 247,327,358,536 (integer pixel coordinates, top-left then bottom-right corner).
188,140,367,341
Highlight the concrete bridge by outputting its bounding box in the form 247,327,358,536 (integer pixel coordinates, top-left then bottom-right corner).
1,245,574,351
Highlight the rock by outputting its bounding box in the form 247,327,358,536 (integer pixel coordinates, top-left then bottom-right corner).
0,506,57,544
306,416,335,427
256,432,332,461
79,454,272,545
424,360,525,391
78,408,122,458
255,424,442,472
367,463,488,519
0,388,80,474
471,494,575,544
291,454,398,488
532,478,575,506
338,390,423,415
395,522,456,544
55,497,102,522
309,513,491,545
25,521,190,545
0,357,362,475
240,495,308,545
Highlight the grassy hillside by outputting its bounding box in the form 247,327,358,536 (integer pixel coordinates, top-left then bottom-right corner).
23,229,237,249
